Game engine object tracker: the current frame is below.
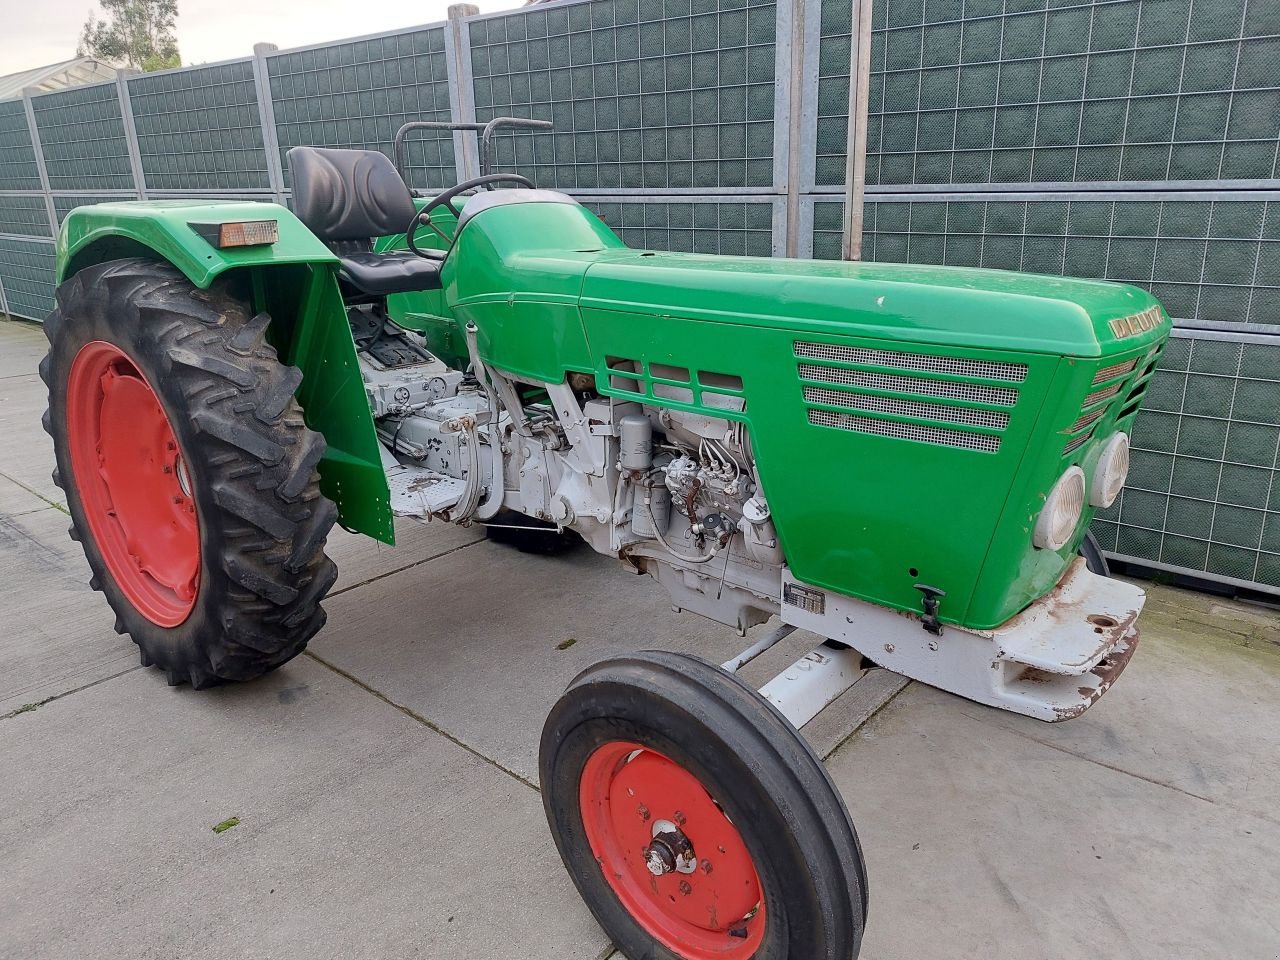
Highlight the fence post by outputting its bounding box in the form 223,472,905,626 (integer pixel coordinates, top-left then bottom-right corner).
115,69,148,200
0,272,9,319
20,88,58,238
446,4,481,181
252,44,288,204
840,0,874,261
777,0,821,258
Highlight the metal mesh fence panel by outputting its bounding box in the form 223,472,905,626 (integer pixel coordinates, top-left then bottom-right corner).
267,28,456,192
816,0,855,186
811,197,847,257
30,83,135,192
0,238,56,319
861,195,1279,327
866,0,1280,188
1093,333,1280,592
582,198,775,254
470,0,778,191
0,195,53,238
0,100,42,191
129,61,271,191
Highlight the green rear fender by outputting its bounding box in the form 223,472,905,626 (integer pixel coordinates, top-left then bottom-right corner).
57,200,393,545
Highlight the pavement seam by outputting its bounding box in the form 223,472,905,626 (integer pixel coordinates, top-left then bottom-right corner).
0,665,144,721
820,674,912,760
303,648,542,793
955,705,1280,829
0,469,68,516
328,537,486,598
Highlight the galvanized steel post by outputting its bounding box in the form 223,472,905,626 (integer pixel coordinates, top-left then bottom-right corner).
251,44,289,206
841,0,874,261
779,0,822,258
447,5,482,182
114,69,149,200
20,88,58,239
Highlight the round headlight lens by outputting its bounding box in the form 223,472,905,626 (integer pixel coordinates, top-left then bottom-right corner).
1090,432,1130,509
1034,466,1086,551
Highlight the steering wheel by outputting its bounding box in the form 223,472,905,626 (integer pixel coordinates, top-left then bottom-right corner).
406,173,535,260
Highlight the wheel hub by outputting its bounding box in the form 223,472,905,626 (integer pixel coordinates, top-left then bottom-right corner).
644,819,698,877
65,341,200,626
579,742,766,960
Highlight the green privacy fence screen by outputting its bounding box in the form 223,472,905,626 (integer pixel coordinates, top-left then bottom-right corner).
0,0,1276,595
129,60,272,191
267,27,457,192
469,0,780,191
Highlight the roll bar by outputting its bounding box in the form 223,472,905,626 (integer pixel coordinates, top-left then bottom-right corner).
393,117,554,193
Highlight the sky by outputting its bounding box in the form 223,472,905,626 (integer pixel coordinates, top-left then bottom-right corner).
0,0,519,76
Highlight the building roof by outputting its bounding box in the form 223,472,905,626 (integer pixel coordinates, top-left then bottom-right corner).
0,58,118,101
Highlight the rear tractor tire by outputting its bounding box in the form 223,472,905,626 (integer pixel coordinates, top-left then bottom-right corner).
40,258,339,689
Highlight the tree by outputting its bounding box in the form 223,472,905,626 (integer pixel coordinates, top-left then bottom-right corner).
78,0,181,72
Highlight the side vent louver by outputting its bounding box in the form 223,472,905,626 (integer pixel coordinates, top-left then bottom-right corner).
1092,359,1138,385
796,342,1028,382
809,410,1002,453
1063,347,1163,458
797,341,1023,454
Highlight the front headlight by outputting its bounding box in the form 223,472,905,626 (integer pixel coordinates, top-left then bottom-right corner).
1090,432,1129,508
1034,466,1086,551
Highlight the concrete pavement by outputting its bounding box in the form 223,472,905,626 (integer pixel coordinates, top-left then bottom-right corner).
2,316,1278,960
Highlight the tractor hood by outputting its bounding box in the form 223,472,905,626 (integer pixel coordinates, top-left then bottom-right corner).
579,250,1163,360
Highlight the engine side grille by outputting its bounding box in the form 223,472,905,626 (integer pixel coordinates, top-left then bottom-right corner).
795,342,1028,383
1063,431,1094,455
798,341,1021,454
1082,383,1122,408
809,409,1002,453
804,386,1010,430
798,363,1019,406
1069,408,1107,434
1063,347,1163,457
1092,359,1138,385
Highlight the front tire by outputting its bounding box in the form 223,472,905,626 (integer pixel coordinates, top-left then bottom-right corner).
540,651,868,960
41,259,339,688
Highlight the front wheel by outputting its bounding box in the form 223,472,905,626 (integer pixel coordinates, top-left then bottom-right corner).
41,259,339,688
540,651,867,960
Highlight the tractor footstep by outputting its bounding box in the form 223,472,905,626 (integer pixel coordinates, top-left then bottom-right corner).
386,464,468,518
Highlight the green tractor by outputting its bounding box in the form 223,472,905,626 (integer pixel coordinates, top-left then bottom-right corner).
41,117,1169,960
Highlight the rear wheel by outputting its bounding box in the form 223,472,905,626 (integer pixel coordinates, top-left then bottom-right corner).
484,508,580,555
540,651,867,960
41,258,339,688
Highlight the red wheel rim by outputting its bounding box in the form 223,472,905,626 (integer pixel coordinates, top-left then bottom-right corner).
580,742,766,959
66,341,200,627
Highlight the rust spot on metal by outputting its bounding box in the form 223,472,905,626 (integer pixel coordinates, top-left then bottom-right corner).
1053,626,1141,721
638,802,651,822
679,880,693,896
405,476,446,493
701,859,713,875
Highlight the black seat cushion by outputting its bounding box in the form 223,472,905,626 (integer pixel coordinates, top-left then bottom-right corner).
337,250,443,297
287,146,418,243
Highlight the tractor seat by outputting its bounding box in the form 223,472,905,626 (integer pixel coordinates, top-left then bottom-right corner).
287,146,443,296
